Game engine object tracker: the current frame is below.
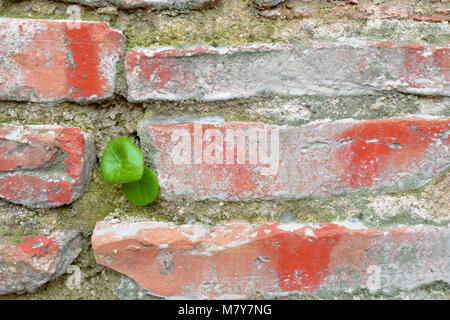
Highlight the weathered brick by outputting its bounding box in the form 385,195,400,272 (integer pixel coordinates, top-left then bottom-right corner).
138,116,450,201
293,6,312,19
92,220,449,299
377,3,414,19
258,7,284,20
0,124,95,208
125,42,449,102
59,0,219,9
372,3,450,22
0,18,124,103
0,231,82,295
252,0,285,10
316,0,450,22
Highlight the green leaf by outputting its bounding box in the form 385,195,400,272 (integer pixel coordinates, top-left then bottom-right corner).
101,137,144,184
122,166,159,206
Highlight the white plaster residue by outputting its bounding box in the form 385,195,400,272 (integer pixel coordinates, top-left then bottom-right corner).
95,221,173,238
4,126,23,141
305,228,315,237
333,219,367,230
277,223,305,232
181,224,210,242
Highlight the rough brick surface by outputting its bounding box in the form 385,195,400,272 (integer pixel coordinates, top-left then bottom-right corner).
0,231,82,295
373,3,449,22
260,1,450,22
0,18,124,103
252,0,285,10
92,220,449,299
0,124,95,208
138,117,450,201
126,43,449,102
60,0,219,9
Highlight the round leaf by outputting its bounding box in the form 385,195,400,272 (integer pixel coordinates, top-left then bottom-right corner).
122,166,159,206
101,137,144,184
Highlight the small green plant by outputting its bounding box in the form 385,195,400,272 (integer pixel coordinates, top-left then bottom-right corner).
101,137,159,206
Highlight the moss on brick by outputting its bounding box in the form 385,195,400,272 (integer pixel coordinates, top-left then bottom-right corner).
0,239,122,300
1,0,448,48
0,0,448,300
0,97,448,236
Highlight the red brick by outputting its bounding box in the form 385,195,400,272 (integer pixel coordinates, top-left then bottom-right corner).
372,3,449,22
125,42,449,101
0,124,95,208
0,231,82,295
92,220,449,299
258,7,284,20
0,18,124,102
321,2,449,22
138,117,450,201
378,3,413,19
59,0,219,9
293,7,313,19
253,0,285,10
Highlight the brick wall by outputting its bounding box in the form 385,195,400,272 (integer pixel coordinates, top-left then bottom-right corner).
0,0,448,300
